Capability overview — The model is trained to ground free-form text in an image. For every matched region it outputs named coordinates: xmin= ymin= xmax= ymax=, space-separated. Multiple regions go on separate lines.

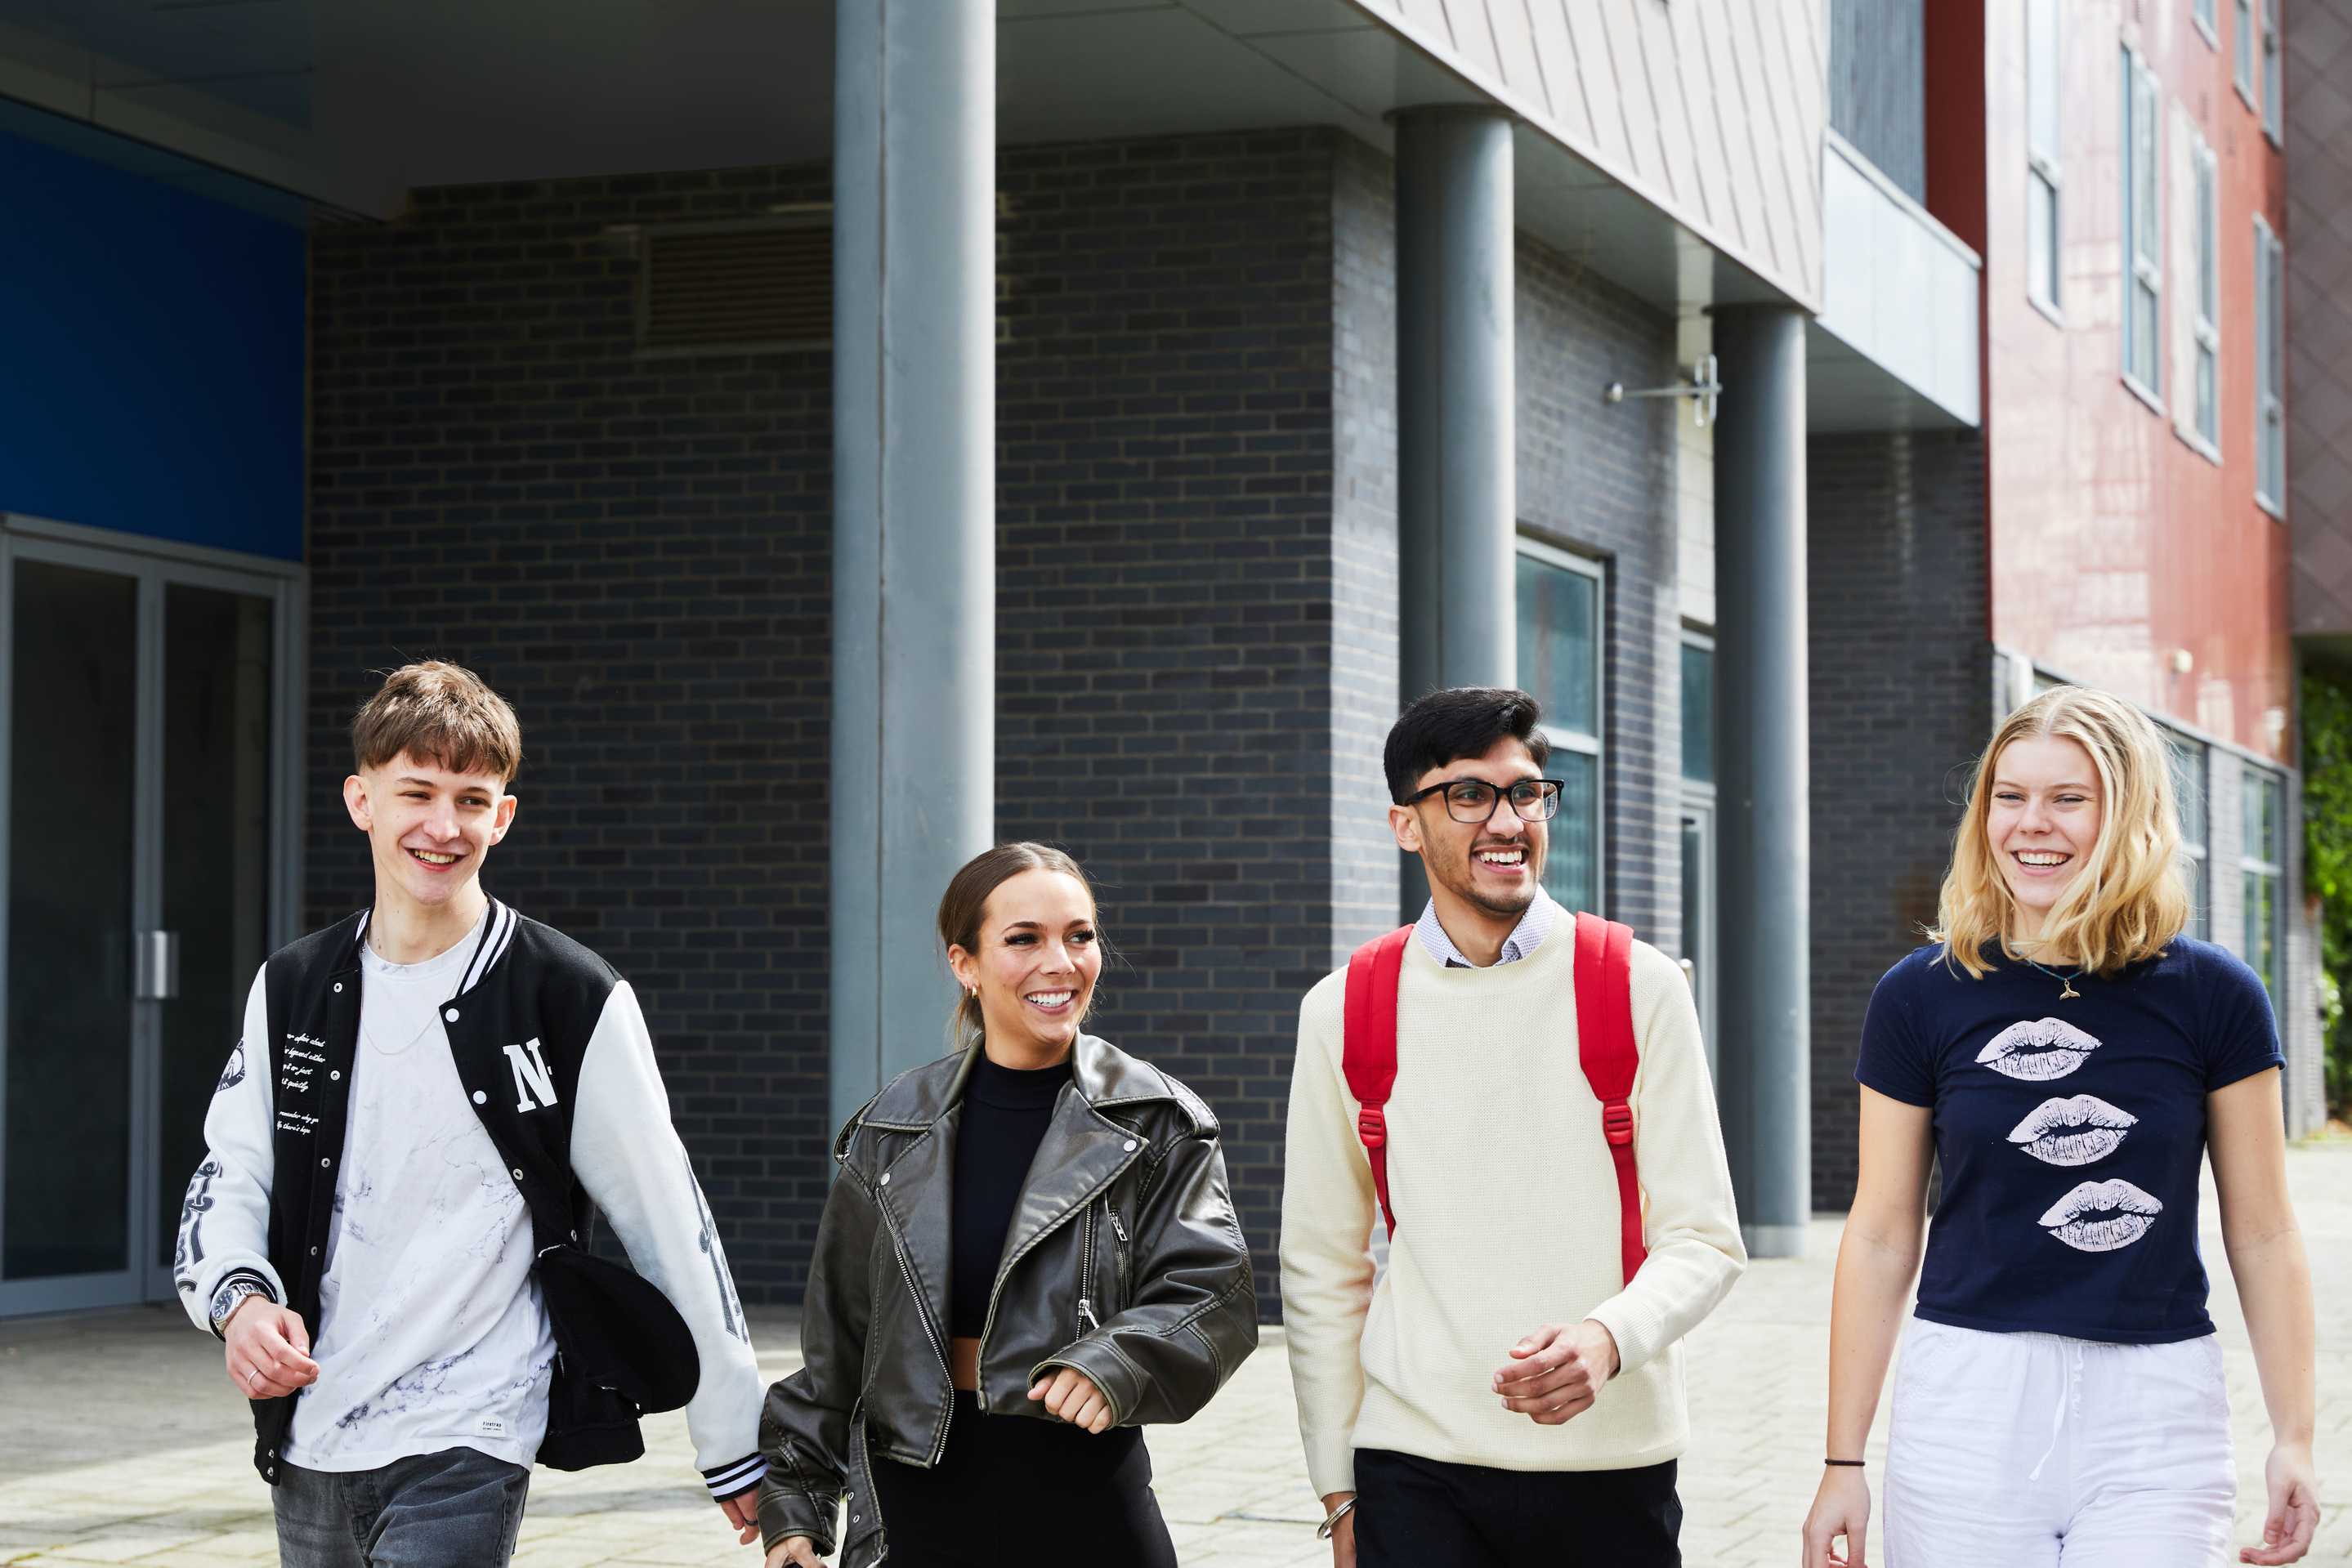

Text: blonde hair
xmin=1932 ymin=685 xmax=2189 ymax=977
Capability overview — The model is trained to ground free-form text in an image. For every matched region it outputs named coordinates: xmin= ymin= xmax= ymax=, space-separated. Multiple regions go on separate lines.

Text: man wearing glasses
xmin=1280 ymin=686 xmax=1746 ymax=1567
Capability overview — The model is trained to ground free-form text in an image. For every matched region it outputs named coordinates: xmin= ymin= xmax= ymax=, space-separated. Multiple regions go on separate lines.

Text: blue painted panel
xmin=0 ymin=124 xmax=304 ymax=561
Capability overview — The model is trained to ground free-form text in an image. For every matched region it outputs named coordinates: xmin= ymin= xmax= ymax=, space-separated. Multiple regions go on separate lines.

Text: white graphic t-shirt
xmin=283 ymin=913 xmax=557 ymax=1471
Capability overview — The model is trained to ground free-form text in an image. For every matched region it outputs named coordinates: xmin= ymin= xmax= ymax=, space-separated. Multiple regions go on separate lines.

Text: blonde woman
xmin=1800 ymin=686 xmax=2318 ymax=1568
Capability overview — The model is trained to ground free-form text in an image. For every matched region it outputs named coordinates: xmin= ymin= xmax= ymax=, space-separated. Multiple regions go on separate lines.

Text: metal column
xmin=1710 ymin=305 xmax=1810 ymax=1258
xmin=830 ymin=0 xmax=995 ymax=1136
xmin=1395 ymin=107 xmax=1516 ymax=920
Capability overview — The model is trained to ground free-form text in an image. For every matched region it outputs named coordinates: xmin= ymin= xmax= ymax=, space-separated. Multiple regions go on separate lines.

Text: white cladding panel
xmin=1349 ymin=0 xmax=1827 ymax=309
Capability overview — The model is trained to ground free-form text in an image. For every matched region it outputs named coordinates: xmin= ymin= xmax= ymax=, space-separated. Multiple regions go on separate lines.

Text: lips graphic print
xmin=1975 ymin=1016 xmax=2101 ymax=1081
xmin=2037 ymin=1177 xmax=2162 ymax=1252
xmin=2006 ymin=1093 xmax=2137 ymax=1166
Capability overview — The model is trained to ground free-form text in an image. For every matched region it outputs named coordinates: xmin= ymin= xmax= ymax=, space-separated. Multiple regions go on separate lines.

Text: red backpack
xmin=1341 ymin=910 xmax=1647 ymax=1283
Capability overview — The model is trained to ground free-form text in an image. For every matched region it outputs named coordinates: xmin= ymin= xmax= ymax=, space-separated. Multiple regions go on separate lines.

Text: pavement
xmin=3 ymin=1141 xmax=2348 ymax=1566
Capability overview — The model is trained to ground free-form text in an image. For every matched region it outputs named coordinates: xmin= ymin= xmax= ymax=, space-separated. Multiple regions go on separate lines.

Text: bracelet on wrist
xmin=1316 ymin=1496 xmax=1359 ymax=1538
xmin=1824 ymin=1458 xmax=1865 ymax=1467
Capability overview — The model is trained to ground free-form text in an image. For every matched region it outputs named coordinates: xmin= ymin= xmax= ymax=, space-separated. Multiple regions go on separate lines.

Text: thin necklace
xmin=2023 ymin=956 xmax=2085 ymax=1000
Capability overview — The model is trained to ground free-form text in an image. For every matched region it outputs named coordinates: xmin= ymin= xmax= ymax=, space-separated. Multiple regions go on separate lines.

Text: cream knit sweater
xmin=1280 ymin=927 xmax=1746 ymax=1495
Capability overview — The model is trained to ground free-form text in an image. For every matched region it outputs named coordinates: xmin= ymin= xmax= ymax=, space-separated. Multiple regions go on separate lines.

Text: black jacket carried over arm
xmin=757 ymin=1034 xmax=1257 ymax=1566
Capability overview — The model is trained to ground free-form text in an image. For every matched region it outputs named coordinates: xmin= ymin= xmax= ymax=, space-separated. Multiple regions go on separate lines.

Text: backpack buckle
xmin=1356 ymin=1106 xmax=1386 ymax=1149
xmin=1601 ymin=1100 xmax=1634 ymax=1147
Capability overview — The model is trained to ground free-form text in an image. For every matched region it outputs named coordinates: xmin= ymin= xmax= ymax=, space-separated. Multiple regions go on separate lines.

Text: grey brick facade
xmin=1805 ymin=427 xmax=1991 ymax=1207
xmin=305 ymin=166 xmax=841 ymax=1302
xmin=1517 ymin=243 xmax=1683 ymax=946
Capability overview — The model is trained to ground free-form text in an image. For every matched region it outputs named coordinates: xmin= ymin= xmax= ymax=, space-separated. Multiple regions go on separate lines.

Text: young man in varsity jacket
xmin=172 ymin=661 xmax=766 ymax=1567
xmin=1280 ymin=686 xmax=1747 ymax=1568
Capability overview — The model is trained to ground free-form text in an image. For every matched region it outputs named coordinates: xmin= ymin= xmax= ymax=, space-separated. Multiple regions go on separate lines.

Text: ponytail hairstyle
xmin=936 ymin=842 xmax=1105 ymax=1046
xmin=1931 ymin=684 xmax=2189 ymax=977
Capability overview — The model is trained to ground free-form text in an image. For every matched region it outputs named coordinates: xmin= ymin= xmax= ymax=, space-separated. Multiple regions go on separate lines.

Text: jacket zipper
xmin=1106 ymin=1202 xmax=1130 ymax=1311
xmin=875 ymin=1189 xmax=955 ymax=1463
xmin=1077 ymin=1203 xmax=1099 ymax=1340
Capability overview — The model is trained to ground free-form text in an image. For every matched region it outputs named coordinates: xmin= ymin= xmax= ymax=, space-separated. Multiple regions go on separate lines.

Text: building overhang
xmin=0 ymin=0 xmax=1818 ymax=321
xmin=1807 ymin=131 xmax=1983 ymax=433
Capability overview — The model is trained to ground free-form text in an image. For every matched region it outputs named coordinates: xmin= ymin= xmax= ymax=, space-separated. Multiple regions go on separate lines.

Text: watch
xmin=208 ymin=1275 xmax=271 ymax=1337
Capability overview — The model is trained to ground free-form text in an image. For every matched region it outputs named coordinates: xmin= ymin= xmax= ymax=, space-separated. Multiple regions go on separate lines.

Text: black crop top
xmin=949 ymin=1052 xmax=1071 ymax=1338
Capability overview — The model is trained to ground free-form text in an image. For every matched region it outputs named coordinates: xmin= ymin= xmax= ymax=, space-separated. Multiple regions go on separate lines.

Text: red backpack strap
xmin=1341 ymin=926 xmax=1414 ymax=1239
xmin=1573 ymin=912 xmax=1646 ymax=1283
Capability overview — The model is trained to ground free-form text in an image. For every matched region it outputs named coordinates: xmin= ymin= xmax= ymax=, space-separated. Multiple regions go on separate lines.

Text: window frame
xmin=2026 ymin=0 xmax=2064 ymax=319
xmin=2167 ymin=730 xmax=2211 ymax=940
xmin=2188 ymin=131 xmax=2221 ymax=458
xmin=2240 ymin=766 xmax=2285 ymax=999
xmin=2261 ymin=0 xmax=2282 ymax=145
xmin=2122 ymin=47 xmax=2165 ymax=409
xmin=2194 ymin=0 xmax=2219 ymax=47
xmin=1515 ymin=534 xmax=1607 ymax=916
xmin=2255 ymin=217 xmax=2287 ymax=519
xmin=2236 ymin=0 xmax=2258 ymax=109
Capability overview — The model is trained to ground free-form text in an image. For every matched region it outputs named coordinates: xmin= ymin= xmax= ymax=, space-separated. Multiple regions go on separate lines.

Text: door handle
xmin=133 ymin=930 xmax=181 ymax=1001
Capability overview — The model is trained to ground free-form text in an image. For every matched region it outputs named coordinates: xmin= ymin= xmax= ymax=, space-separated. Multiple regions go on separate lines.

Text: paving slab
xmin=3 ymin=1145 xmax=2346 ymax=1564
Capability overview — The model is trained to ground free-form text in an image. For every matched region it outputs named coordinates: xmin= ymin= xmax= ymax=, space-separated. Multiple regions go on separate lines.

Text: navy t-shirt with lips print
xmin=1857 ymin=937 xmax=2283 ymax=1344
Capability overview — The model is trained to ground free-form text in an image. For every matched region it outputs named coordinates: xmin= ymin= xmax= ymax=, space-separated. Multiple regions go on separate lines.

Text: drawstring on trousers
xmin=2026 ymin=1341 xmax=2086 ymax=1483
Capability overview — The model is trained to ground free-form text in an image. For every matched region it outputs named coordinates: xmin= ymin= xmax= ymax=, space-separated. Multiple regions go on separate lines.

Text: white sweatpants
xmin=1882 ymin=1317 xmax=2235 ymax=1568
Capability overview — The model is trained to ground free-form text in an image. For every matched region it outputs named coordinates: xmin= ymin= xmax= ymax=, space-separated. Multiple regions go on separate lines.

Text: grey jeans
xmin=273 ymin=1446 xmax=531 ymax=1568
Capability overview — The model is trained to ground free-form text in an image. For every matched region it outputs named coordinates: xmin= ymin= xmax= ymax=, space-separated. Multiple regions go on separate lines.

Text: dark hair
xmin=936 ymin=842 xmax=1103 ymax=1043
xmin=351 ymin=660 xmax=523 ymax=784
xmin=1382 ymin=686 xmax=1549 ymax=803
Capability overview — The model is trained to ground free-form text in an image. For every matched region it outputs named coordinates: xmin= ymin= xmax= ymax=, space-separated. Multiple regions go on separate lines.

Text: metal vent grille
xmin=636 ymin=217 xmax=829 ymax=355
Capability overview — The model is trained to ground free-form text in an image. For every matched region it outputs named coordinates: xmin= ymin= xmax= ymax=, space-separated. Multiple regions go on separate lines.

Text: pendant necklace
xmin=2024 ymin=957 xmax=2085 ymax=1000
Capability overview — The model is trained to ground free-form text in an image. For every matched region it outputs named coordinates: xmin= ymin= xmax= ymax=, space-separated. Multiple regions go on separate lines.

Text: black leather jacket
xmin=757 ymin=1036 xmax=1257 ymax=1564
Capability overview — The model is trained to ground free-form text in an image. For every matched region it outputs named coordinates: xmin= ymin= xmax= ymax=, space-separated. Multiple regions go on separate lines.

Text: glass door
xmin=0 ymin=525 xmax=294 ymax=1315
xmin=150 ymin=583 xmax=279 ymax=1296
xmin=2 ymin=556 xmax=141 ymax=1299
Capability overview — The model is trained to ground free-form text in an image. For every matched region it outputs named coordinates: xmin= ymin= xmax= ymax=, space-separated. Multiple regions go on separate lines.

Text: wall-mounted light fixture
xmin=1606 ymin=354 xmax=1721 ymax=427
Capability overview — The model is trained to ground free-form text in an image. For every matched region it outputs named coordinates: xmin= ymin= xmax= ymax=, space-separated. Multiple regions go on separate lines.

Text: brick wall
xmin=991 ymin=129 xmax=1348 ymax=1317
xmin=1806 ymin=427 xmax=1990 ymax=1206
xmin=306 ymin=167 xmax=842 ymax=1303
xmin=1517 ymin=239 xmax=1684 ymax=945
xmin=1328 ymin=133 xmax=1402 ymax=962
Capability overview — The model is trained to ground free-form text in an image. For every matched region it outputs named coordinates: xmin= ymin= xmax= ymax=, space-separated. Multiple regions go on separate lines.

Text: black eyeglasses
xmin=1400 ymin=777 xmax=1563 ymax=824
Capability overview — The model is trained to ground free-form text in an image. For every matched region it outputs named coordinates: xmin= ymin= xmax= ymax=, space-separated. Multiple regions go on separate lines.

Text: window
xmin=2195 ymin=0 xmax=2218 ymax=43
xmin=1515 ymin=540 xmax=1603 ymax=914
xmin=2262 ymin=0 xmax=2282 ymax=142
xmin=2190 ymin=134 xmax=2220 ymax=451
xmin=2241 ymin=767 xmax=2284 ymax=998
xmin=2169 ymin=734 xmax=2211 ymax=939
xmin=2027 ymin=0 xmax=2063 ymax=314
xmin=1679 ymin=632 xmax=1716 ymax=1067
xmin=2236 ymin=0 xmax=2256 ymax=106
xmin=1679 ymin=637 xmax=1713 ymax=786
xmin=2122 ymin=48 xmax=2162 ymax=401
xmin=2255 ymin=217 xmax=2286 ymax=516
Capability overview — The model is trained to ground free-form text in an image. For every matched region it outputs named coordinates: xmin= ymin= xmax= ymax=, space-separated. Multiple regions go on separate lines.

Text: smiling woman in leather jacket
xmin=757 ymin=842 xmax=1259 ymax=1568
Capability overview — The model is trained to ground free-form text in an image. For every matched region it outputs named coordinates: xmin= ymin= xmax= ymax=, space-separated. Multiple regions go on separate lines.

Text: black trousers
xmin=1354 ymin=1449 xmax=1682 ymax=1568
xmin=869 ymin=1393 xmax=1177 ymax=1566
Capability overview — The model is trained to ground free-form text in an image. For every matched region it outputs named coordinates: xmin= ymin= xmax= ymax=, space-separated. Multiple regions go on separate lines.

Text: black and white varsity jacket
xmin=172 ymin=898 xmax=766 ymax=1500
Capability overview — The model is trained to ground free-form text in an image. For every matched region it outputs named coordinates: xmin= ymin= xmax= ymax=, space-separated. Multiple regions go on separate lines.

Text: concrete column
xmin=1710 ymin=305 xmax=1810 ymax=1258
xmin=1395 ymin=107 xmax=1516 ymax=920
xmin=830 ymin=1 xmax=995 ymax=1135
